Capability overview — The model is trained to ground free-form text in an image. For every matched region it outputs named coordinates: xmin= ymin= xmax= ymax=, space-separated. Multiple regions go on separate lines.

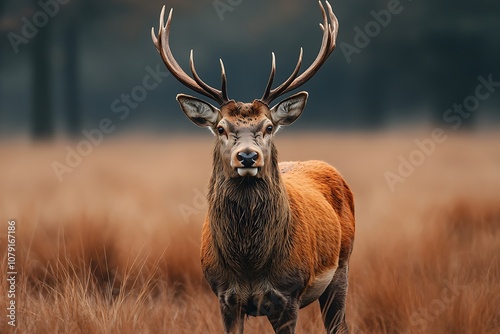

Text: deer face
xmin=177 ymin=92 xmax=308 ymax=178
xmin=152 ymin=1 xmax=337 ymax=177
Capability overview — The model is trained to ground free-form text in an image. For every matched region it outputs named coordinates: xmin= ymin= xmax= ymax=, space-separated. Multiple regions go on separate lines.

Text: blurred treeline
xmin=0 ymin=0 xmax=499 ymax=139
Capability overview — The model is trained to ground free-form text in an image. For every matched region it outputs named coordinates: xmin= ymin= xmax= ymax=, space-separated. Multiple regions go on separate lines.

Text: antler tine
xmin=150 ymin=6 xmax=162 ymax=52
xmin=263 ymin=48 xmax=303 ymax=104
xmin=189 ymin=51 xmax=226 ymax=105
xmin=219 ymin=59 xmax=229 ymax=101
xmin=280 ymin=1 xmax=333 ymax=94
xmin=261 ymin=52 xmax=276 ymax=102
xmin=151 ymin=6 xmax=229 ymax=105
xmin=325 ymin=0 xmax=339 ymax=55
xmin=261 ymin=0 xmax=338 ymax=105
xmin=153 ymin=8 xmax=183 ymax=74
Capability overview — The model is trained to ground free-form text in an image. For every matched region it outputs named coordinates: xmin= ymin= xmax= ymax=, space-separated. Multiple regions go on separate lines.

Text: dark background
xmin=0 ymin=0 xmax=499 ymax=139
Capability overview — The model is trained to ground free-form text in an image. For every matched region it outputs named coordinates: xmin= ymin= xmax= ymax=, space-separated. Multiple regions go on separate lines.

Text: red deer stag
xmin=152 ymin=1 xmax=355 ymax=333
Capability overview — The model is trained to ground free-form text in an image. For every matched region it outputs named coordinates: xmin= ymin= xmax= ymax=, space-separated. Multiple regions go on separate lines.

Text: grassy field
xmin=0 ymin=132 xmax=499 ymax=333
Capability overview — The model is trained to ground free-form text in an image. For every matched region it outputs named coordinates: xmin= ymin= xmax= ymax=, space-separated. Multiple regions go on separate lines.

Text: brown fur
xmin=198 ymin=100 xmax=355 ymax=333
xmin=201 ymin=157 xmax=355 ymax=291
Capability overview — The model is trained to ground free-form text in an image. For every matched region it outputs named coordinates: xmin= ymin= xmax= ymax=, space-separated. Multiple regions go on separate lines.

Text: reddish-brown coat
xmin=200 ymin=159 xmax=355 ymax=296
xmin=281 ymin=161 xmax=355 ymax=286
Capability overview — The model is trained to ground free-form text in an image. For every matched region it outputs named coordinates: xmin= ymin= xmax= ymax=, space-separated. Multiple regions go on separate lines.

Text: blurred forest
xmin=0 ymin=0 xmax=499 ymax=139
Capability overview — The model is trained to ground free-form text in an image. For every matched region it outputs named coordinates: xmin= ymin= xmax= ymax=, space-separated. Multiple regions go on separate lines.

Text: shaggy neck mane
xmin=207 ymin=141 xmax=292 ymax=275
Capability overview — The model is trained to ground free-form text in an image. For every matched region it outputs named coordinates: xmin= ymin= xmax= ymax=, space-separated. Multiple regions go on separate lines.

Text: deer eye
xmin=217 ymin=126 xmax=225 ymax=135
xmin=266 ymin=125 xmax=273 ymax=134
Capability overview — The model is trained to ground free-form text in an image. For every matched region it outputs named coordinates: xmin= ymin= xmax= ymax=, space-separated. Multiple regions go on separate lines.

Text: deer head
xmin=152 ymin=1 xmax=338 ymax=179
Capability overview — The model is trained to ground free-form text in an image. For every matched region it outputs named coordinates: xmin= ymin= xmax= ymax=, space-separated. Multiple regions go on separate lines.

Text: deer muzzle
xmin=232 ymin=149 xmax=263 ymax=177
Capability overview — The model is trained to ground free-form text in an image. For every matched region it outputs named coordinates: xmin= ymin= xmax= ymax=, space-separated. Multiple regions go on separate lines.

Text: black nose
xmin=237 ymin=151 xmax=258 ymax=167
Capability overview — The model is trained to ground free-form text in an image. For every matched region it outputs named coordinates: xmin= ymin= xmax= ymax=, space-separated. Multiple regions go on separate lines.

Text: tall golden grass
xmin=1 ymin=132 xmax=499 ymax=333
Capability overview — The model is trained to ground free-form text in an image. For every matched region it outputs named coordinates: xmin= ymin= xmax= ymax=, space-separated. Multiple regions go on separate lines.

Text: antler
xmin=261 ymin=1 xmax=338 ymax=105
xmin=151 ymin=7 xmax=229 ymax=105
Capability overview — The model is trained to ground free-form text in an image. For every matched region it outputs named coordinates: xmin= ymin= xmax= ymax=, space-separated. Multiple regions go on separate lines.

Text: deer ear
xmin=177 ymin=94 xmax=220 ymax=128
xmin=270 ymin=91 xmax=308 ymax=126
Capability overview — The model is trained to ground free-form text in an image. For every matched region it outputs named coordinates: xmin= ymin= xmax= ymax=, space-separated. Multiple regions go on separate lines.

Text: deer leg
xmin=319 ymin=263 xmax=349 ymax=334
xmin=266 ymin=298 xmax=299 ymax=334
xmin=219 ymin=293 xmax=245 ymax=334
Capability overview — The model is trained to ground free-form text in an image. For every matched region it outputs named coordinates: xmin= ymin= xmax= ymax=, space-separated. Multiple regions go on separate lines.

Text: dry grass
xmin=0 ymin=131 xmax=499 ymax=333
